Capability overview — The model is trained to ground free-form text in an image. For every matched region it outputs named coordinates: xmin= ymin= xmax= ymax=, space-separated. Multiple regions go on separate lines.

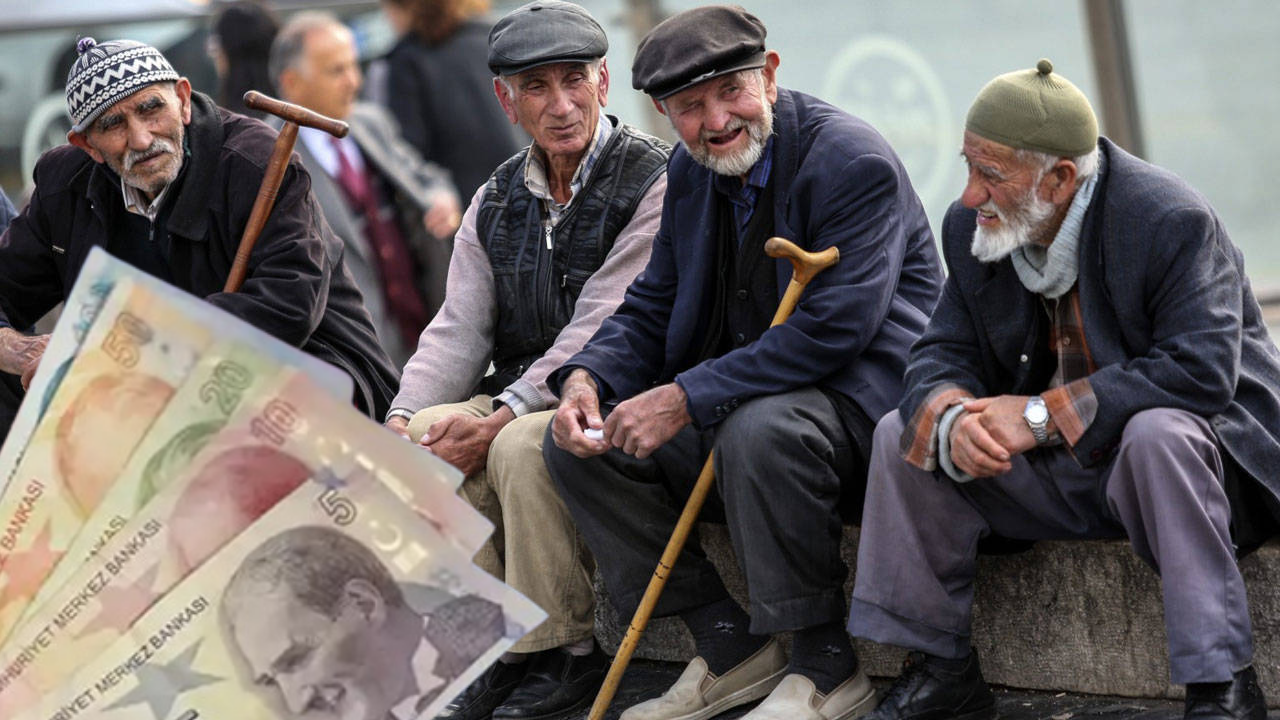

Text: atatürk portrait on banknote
xmin=221 ymin=525 xmax=506 ymax=720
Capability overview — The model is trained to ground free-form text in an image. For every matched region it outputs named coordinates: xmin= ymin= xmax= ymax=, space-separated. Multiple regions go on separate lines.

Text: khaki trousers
xmin=409 ymin=396 xmax=595 ymax=653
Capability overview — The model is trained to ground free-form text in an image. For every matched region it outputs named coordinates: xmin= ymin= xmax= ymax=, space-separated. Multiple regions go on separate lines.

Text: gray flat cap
xmin=632 ymin=5 xmax=766 ymax=100
xmin=488 ymin=1 xmax=608 ymax=76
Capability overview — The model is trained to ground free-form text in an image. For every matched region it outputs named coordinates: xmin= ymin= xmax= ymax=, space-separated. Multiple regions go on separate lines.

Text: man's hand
xmin=949 ymin=395 xmax=1049 ymax=477
xmin=0 ymin=329 xmax=49 ymax=391
xmin=422 ymin=192 xmax=462 ymax=239
xmin=420 ymin=405 xmax=515 ymax=477
xmin=604 ymin=382 xmax=691 ymax=460
xmin=551 ymin=369 xmax=609 ymax=458
xmin=385 ymin=415 xmax=411 ymax=440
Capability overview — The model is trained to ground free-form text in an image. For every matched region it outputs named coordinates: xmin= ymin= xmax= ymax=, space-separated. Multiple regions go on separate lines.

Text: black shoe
xmin=437 ymin=659 xmax=529 ymax=720
xmin=1185 ymin=666 xmax=1267 ymax=720
xmin=492 ymin=644 xmax=609 ymax=720
xmin=866 ymin=650 xmax=997 ymax=720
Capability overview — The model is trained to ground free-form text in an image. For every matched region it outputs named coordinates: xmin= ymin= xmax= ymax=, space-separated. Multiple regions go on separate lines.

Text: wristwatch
xmin=1023 ymin=396 xmax=1050 ymax=445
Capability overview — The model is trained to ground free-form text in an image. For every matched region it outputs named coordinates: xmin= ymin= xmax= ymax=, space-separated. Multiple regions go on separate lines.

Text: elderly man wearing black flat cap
xmin=383 ymin=2 xmax=671 ymax=719
xmin=545 ymin=5 xmax=942 ymax=719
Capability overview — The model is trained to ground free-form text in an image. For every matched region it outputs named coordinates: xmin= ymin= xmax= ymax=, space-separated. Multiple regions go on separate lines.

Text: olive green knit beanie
xmin=966 ymin=58 xmax=1098 ymax=157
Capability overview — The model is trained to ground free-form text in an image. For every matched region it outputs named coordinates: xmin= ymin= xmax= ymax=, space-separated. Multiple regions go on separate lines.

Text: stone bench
xmin=593 ymin=526 xmax=1280 ymax=707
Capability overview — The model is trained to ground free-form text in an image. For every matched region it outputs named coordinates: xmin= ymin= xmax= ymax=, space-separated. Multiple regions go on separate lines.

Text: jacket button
xmin=734 ymin=332 xmax=746 ymax=345
xmin=736 ymin=289 xmax=748 ymax=301
xmin=1019 ymin=354 xmax=1029 ymax=363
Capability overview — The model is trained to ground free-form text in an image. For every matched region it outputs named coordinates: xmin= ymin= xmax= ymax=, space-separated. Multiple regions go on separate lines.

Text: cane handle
xmin=764 ymin=237 xmax=840 ymax=285
xmin=243 ymin=91 xmax=349 ymax=138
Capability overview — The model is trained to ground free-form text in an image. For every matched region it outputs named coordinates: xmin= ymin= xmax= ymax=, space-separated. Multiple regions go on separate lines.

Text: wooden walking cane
xmin=588 ymin=236 xmax=841 ymax=720
xmin=222 ymin=90 xmax=349 ymax=293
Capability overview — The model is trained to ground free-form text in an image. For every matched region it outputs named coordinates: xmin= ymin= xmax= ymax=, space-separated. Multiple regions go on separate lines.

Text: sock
xmin=680 ymin=597 xmax=768 ymax=675
xmin=789 ymin=620 xmax=858 ymax=694
xmin=564 ymin=637 xmax=595 ymax=657
xmin=500 ymin=651 xmax=529 ymax=664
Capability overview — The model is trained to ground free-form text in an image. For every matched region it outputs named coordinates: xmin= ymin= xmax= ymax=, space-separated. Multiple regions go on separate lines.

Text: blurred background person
xmin=207 ymin=0 xmax=281 ymax=120
xmin=271 ymin=12 xmax=462 ymax=366
xmin=376 ymin=0 xmax=522 ymax=201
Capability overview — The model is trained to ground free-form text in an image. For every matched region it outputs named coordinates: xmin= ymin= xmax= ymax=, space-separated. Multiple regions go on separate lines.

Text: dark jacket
xmin=382 ymin=20 xmax=522 ymax=200
xmin=553 ymin=88 xmax=942 ymax=428
xmin=0 ymin=92 xmax=399 ymax=418
xmin=904 ymin=138 xmax=1280 ymax=526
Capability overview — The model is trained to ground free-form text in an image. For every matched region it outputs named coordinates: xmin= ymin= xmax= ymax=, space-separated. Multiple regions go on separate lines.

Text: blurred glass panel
xmin=1126 ymin=0 xmax=1280 ymax=290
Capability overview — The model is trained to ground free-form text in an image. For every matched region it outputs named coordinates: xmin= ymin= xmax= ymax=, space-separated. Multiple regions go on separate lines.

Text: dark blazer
xmin=0 ymin=93 xmax=399 ymax=418
xmin=553 ymin=88 xmax=942 ymax=428
xmin=904 ymin=138 xmax=1280 ymax=520
xmin=288 ymin=102 xmax=455 ymax=365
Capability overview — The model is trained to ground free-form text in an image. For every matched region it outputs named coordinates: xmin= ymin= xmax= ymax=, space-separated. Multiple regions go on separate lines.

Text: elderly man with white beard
xmin=848 ymin=60 xmax=1280 ymax=720
xmin=544 ymin=6 xmax=942 ymax=719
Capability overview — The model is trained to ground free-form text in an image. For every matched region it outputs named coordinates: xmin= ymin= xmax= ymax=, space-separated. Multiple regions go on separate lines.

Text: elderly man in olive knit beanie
xmin=848 ymin=59 xmax=1280 ymax=720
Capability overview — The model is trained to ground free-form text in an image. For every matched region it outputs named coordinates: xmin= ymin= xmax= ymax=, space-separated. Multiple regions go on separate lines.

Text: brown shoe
xmin=620 ymin=639 xmax=788 ymax=720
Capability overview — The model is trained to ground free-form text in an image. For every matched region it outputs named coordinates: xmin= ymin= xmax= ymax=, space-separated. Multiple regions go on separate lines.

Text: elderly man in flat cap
xmin=849 ymin=60 xmax=1279 ymax=720
xmin=0 ymin=38 xmax=398 ymax=434
xmin=546 ymin=5 xmax=942 ymax=719
xmin=382 ymin=2 xmax=670 ymax=718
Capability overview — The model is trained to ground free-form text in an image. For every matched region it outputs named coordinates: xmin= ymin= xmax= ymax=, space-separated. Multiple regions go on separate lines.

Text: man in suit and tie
xmin=270 ymin=12 xmax=461 ymax=365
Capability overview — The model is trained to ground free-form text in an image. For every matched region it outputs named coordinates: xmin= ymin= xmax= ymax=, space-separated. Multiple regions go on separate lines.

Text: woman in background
xmin=378 ymin=0 xmax=522 ymax=200
xmin=208 ymin=0 xmax=281 ymax=119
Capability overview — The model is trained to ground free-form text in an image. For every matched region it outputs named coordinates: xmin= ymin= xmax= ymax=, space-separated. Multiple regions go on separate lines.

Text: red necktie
xmin=330 ymin=136 xmax=431 ymax=349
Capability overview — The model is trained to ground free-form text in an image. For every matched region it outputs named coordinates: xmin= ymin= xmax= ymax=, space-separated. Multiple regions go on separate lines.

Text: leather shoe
xmin=492 ymin=644 xmax=608 ymax=719
xmin=1184 ymin=666 xmax=1267 ymax=720
xmin=742 ymin=671 xmax=877 ymax=720
xmin=437 ymin=659 xmax=528 ymax=719
xmin=620 ymin=638 xmax=788 ymax=720
xmin=865 ymin=651 xmax=996 ymax=720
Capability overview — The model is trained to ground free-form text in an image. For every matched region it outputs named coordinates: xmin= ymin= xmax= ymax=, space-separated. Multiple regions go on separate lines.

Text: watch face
xmin=1026 ymin=402 xmax=1049 ymax=424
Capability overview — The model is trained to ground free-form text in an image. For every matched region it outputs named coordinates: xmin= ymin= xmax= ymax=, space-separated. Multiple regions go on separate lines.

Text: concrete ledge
xmin=593 ymin=526 xmax=1280 ymax=707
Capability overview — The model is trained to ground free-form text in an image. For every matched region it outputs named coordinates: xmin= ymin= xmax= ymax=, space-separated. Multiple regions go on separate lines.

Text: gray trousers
xmin=847 ymin=407 xmax=1253 ymax=684
xmin=545 ymin=387 xmax=859 ymax=635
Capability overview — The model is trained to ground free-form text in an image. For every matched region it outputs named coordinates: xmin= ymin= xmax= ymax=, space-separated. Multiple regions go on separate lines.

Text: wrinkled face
xmin=496 ymin=60 xmax=608 ymax=165
xmin=283 ymin=24 xmax=362 ymax=121
xmin=70 ymin=80 xmax=192 ymax=200
xmin=960 ymin=131 xmax=1058 ymax=263
xmin=228 ymin=582 xmax=403 ymax=720
xmin=660 ymin=54 xmax=779 ymax=178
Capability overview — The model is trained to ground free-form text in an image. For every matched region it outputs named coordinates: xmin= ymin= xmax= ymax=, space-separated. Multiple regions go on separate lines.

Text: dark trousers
xmin=0 ymin=373 xmax=22 ymax=446
xmin=848 ymin=408 xmax=1252 ymax=684
xmin=544 ymin=387 xmax=863 ymax=635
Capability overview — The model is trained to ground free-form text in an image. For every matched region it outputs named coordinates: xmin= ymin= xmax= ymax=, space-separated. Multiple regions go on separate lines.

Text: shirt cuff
xmin=385 ymin=408 xmax=417 ymax=424
xmin=936 ymin=404 xmax=976 ymax=483
xmin=492 ymin=390 xmax=532 ymax=418
xmin=1042 ymin=378 xmax=1097 ymax=447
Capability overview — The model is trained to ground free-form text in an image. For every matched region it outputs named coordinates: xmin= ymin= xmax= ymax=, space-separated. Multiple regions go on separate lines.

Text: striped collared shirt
xmin=523 ymin=112 xmax=613 ymax=226
xmin=712 ymin=135 xmax=775 ymax=241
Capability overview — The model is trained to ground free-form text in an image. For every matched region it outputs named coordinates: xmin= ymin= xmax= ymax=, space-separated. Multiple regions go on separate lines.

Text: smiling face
xmin=68 ymin=79 xmax=193 ymax=202
xmin=229 ymin=580 xmax=407 ymax=720
xmin=960 ymin=130 xmax=1067 ymax=263
xmin=659 ymin=52 xmax=779 ymax=178
xmin=494 ymin=60 xmax=608 ymax=167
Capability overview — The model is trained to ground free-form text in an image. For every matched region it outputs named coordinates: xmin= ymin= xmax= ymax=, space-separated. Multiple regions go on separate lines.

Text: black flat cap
xmin=632 ymin=5 xmax=767 ymax=100
xmin=488 ymin=1 xmax=608 ymax=76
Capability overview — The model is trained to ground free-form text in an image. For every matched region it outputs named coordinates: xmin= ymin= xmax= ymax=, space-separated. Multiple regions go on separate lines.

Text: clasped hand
xmin=551 ymin=369 xmax=691 ymax=459
xmin=0 ymin=329 xmax=49 ymax=391
xmin=948 ymin=395 xmax=1041 ymax=478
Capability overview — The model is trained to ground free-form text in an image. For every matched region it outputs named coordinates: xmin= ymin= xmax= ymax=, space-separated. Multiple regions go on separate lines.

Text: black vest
xmin=476 ymin=119 xmax=669 ymax=389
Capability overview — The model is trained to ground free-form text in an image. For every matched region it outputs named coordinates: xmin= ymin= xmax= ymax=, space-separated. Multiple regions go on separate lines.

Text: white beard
xmin=970 ymin=191 xmax=1056 ymax=263
xmin=682 ymin=93 xmax=774 ymax=177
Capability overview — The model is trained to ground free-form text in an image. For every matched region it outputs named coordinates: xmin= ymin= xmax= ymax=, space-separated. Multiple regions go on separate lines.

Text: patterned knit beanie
xmin=65 ymin=37 xmax=180 ymax=133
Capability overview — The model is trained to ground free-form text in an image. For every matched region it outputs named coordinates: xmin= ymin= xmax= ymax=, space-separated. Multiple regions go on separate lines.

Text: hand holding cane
xmin=222 ymin=91 xmax=349 ymax=293
xmin=588 ymin=237 xmax=840 ymax=720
